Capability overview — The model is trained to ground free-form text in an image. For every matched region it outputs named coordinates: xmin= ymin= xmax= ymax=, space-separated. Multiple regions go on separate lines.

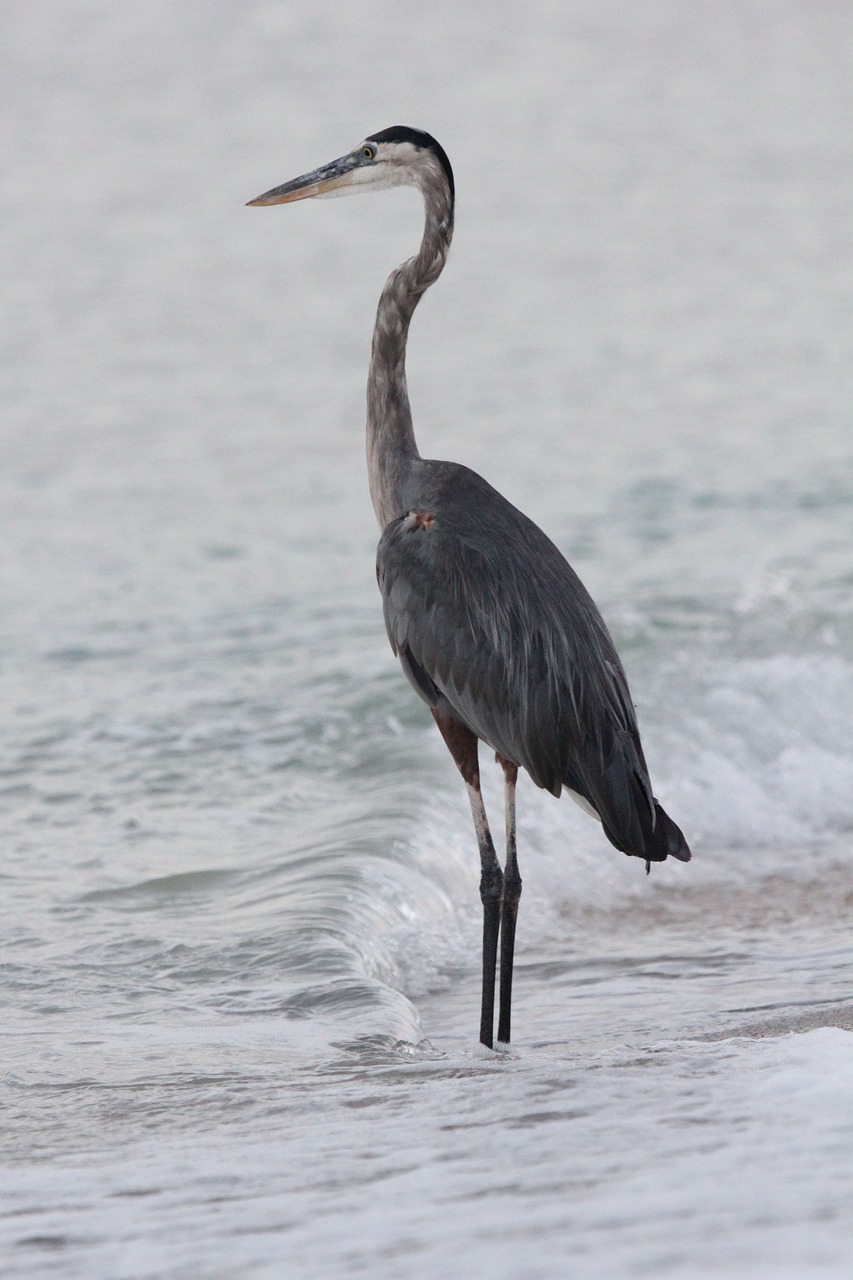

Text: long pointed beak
xmin=246 ymin=154 xmax=358 ymax=206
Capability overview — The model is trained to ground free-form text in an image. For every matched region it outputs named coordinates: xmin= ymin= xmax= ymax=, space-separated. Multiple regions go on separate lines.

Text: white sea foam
xmin=674 ymin=653 xmax=853 ymax=848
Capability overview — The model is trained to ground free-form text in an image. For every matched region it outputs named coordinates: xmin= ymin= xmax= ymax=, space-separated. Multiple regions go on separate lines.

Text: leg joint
xmin=479 ymin=862 xmax=504 ymax=905
xmin=503 ymin=867 xmax=522 ymax=906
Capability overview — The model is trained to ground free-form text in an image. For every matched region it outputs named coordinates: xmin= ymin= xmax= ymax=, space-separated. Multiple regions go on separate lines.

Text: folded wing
xmin=376 ymin=475 xmax=690 ymax=866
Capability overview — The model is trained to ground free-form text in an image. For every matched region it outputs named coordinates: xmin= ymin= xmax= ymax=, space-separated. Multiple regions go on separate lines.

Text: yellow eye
xmin=362 ymin=146 xmax=375 ymax=160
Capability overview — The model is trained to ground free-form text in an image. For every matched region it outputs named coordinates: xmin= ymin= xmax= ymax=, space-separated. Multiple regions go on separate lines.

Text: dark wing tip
xmin=653 ymin=802 xmax=691 ymax=863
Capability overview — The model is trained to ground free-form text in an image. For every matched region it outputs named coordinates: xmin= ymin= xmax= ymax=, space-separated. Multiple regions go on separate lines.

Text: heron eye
xmin=362 ymin=146 xmax=375 ymax=160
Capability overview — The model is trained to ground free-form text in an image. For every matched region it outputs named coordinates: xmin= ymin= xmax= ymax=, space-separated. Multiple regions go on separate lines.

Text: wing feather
xmin=376 ymin=468 xmax=689 ymax=864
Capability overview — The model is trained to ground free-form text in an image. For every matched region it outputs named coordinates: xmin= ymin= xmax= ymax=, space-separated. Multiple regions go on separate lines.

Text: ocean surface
xmin=2 ymin=1 xmax=852 ymax=1276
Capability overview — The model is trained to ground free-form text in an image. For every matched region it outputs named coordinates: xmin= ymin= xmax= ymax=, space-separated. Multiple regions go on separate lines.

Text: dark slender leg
xmin=467 ymin=782 xmax=503 ymax=1049
xmin=497 ymin=759 xmax=522 ymax=1045
xmin=431 ymin=707 xmax=503 ymax=1049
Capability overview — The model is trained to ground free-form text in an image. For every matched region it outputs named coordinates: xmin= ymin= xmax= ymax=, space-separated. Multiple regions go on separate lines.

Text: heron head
xmin=247 ymin=126 xmax=454 ymax=208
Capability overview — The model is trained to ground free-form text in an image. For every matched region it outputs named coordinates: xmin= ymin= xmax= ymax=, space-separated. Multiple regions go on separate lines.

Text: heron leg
xmin=466 ymin=782 xmax=503 ymax=1050
xmin=432 ymin=707 xmax=503 ymax=1049
xmin=496 ymin=757 xmax=521 ymax=1045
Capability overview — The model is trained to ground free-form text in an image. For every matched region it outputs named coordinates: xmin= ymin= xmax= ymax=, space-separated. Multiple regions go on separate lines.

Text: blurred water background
xmin=2 ymin=1 xmax=852 ymax=1276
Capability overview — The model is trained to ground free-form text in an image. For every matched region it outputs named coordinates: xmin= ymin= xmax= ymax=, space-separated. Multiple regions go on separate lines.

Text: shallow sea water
xmin=2 ymin=1 xmax=853 ymax=1276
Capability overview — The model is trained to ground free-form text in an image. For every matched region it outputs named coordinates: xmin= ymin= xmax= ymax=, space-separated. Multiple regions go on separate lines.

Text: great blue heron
xmin=248 ymin=126 xmax=691 ymax=1049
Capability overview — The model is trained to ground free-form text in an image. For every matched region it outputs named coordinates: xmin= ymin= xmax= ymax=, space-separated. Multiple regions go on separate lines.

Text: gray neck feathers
xmin=366 ymin=166 xmax=454 ymax=528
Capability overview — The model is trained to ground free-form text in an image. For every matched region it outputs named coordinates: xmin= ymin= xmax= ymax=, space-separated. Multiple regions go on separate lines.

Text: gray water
xmin=2 ymin=2 xmax=853 ymax=1277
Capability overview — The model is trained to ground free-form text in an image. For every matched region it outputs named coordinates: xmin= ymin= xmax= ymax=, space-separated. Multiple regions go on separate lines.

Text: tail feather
xmin=645 ymin=800 xmax=691 ymax=866
xmin=566 ymin=735 xmax=691 ymax=870
xmin=595 ymin=769 xmax=691 ymax=868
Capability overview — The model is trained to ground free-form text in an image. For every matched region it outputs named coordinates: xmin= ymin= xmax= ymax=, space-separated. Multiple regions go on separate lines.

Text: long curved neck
xmin=367 ymin=175 xmax=454 ymax=528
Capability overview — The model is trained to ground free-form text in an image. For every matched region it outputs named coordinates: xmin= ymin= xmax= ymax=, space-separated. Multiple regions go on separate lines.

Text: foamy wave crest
xmin=660 ymin=651 xmax=853 ymax=850
xmin=379 ymin=645 xmax=853 ymax=970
